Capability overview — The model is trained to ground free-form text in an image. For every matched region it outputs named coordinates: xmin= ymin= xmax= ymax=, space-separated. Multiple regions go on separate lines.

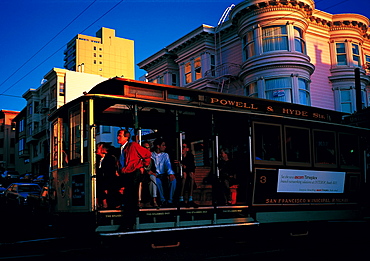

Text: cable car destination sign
xmin=206 ymin=96 xmax=345 ymax=123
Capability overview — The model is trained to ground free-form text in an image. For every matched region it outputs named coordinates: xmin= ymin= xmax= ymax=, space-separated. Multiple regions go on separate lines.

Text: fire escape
xmin=204 ymin=63 xmax=242 ymax=93
xmin=204 ymin=4 xmax=243 ymax=94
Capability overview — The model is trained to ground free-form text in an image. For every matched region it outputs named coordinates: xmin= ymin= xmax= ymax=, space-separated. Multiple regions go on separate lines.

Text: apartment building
xmin=64 ymin=27 xmax=135 ymax=79
xmin=138 ymin=0 xmax=370 ymax=114
xmin=0 ymin=110 xmax=18 ymax=173
xmin=18 ymin=68 xmax=107 ymax=176
xmin=12 ymin=108 xmax=32 ymax=176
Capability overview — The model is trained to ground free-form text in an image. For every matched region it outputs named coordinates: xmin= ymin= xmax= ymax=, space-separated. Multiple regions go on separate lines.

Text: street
xmin=0 ymin=210 xmax=369 ymax=261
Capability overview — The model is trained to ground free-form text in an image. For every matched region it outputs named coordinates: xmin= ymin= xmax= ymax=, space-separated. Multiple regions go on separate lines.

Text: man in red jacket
xmin=117 ymin=129 xmax=151 ymax=231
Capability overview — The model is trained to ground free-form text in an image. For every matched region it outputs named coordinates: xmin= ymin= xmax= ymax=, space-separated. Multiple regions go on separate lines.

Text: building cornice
xmin=230 ymin=0 xmax=315 ymax=25
xmin=308 ymin=13 xmax=369 ymax=36
xmin=138 ymin=25 xmax=214 ymax=70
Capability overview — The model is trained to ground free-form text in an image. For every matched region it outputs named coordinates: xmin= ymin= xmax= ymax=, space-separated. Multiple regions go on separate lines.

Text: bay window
xmin=249 ymin=76 xmax=310 ymax=105
xmin=243 ymin=24 xmax=306 ymax=61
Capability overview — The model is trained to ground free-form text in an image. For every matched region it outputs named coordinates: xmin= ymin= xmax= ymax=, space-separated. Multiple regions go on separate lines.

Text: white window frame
xmin=249 ymin=76 xmax=310 ymax=105
xmin=243 ymin=24 xmax=306 ymax=61
xmin=333 ymin=41 xmax=362 ymax=67
xmin=183 ymin=56 xmax=202 ymax=85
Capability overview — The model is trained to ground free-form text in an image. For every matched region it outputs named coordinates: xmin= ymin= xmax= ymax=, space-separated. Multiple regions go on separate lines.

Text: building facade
xmin=12 ymin=108 xmax=32 ymax=176
xmin=10 ymin=27 xmax=136 ymax=176
xmin=64 ymin=27 xmax=135 ymax=79
xmin=0 ymin=110 xmax=18 ymax=172
xmin=18 ymin=68 xmax=107 ymax=176
xmin=138 ymin=0 xmax=370 ymax=114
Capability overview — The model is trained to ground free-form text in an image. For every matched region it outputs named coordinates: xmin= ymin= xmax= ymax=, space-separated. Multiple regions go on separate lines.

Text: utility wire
xmin=0 ymin=0 xmax=97 ymax=94
xmin=0 ymin=0 xmax=353 ymax=99
xmin=0 ymin=0 xmax=124 ymax=97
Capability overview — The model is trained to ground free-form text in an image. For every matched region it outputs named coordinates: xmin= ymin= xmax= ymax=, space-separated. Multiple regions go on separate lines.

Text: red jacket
xmin=120 ymin=142 xmax=151 ymax=174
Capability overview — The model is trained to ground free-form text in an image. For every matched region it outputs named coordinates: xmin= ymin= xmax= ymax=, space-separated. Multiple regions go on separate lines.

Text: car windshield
xmin=18 ymin=186 xmax=40 ymax=193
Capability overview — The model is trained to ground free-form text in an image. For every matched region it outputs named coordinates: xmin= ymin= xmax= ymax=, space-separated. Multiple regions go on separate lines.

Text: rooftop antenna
xmin=214 ymin=4 xmax=235 ymax=92
xmin=215 ymin=4 xmax=235 ymax=67
xmin=218 ymin=4 xmax=235 ymax=26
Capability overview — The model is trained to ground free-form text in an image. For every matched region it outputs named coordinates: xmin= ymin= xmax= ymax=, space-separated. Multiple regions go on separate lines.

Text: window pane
xmin=339 ymin=133 xmax=359 ymax=168
xmin=52 ymin=121 xmax=58 ymax=169
xmin=194 ymin=57 xmax=201 ymax=68
xmin=352 ymin=43 xmax=360 ymax=66
xmin=185 ymin=62 xmax=192 ymax=84
xmin=194 ymin=57 xmax=202 ymax=80
xmin=341 ymin=90 xmax=351 ymax=101
xmin=70 ymin=107 xmax=81 ymax=163
xmin=314 ymin=130 xmax=336 ymax=166
xmin=337 ymin=55 xmax=347 ymax=65
xmin=341 ymin=103 xmax=352 ymax=113
xmin=262 ymin=26 xmax=288 ymax=52
xmin=265 ymin=78 xmax=292 ymax=102
xmin=254 ymin=123 xmax=282 ymax=162
xmin=243 ymin=31 xmax=255 ymax=59
xmin=336 ymin=43 xmax=347 ymax=65
xmin=336 ymin=43 xmax=346 ymax=53
xmin=298 ymin=78 xmax=310 ymax=105
xmin=353 ymin=55 xmax=360 ymax=67
xmin=340 ymin=90 xmax=352 ymax=113
xmin=246 ymin=82 xmax=258 ymax=97
xmin=366 ymin=55 xmax=370 ymax=63
xmin=294 ymin=27 xmax=305 ymax=54
xmin=285 ymin=127 xmax=310 ymax=164
xmin=352 ymin=43 xmax=359 ymax=55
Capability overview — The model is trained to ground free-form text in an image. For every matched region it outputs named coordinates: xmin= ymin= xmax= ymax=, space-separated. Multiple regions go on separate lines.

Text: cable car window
xmin=69 ymin=106 xmax=81 ymax=165
xmin=313 ymin=130 xmax=336 ymax=166
xmin=285 ymin=126 xmax=311 ymax=165
xmin=128 ymin=86 xmax=163 ymax=98
xmin=51 ymin=120 xmax=59 ymax=170
xmin=339 ymin=133 xmax=360 ymax=169
xmin=254 ymin=123 xmax=282 ymax=163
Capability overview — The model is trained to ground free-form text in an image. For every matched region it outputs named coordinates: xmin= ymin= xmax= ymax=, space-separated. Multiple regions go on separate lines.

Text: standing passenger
xmin=117 ymin=129 xmax=151 ymax=231
xmin=151 ymin=138 xmax=176 ymax=207
xmin=177 ymin=141 xmax=198 ymax=207
xmin=142 ymin=141 xmax=159 ymax=208
xmin=95 ymin=142 xmax=119 ymax=209
xmin=218 ymin=148 xmax=236 ymax=205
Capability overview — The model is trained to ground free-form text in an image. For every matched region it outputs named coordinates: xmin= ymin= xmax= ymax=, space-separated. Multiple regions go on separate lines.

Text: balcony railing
xmin=204 ymin=63 xmax=241 ymax=80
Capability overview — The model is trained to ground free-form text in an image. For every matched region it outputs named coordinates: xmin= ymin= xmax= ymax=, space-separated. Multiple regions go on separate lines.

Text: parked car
xmin=27 ymin=184 xmax=50 ymax=210
xmin=0 ymin=185 xmax=6 ymax=203
xmin=3 ymin=183 xmax=41 ymax=206
xmin=2 ymin=170 xmax=20 ymax=179
xmin=1 ymin=171 xmax=20 ymax=188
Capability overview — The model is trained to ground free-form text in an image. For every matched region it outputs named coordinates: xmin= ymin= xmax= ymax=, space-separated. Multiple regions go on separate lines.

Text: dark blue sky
xmin=0 ymin=0 xmax=369 ymax=111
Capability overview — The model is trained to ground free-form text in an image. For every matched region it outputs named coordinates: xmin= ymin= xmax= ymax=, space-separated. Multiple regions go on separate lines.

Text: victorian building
xmin=138 ymin=0 xmax=370 ymax=114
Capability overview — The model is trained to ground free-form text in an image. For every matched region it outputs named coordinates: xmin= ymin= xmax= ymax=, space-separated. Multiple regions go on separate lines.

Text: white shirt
xmin=151 ymin=151 xmax=175 ymax=175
